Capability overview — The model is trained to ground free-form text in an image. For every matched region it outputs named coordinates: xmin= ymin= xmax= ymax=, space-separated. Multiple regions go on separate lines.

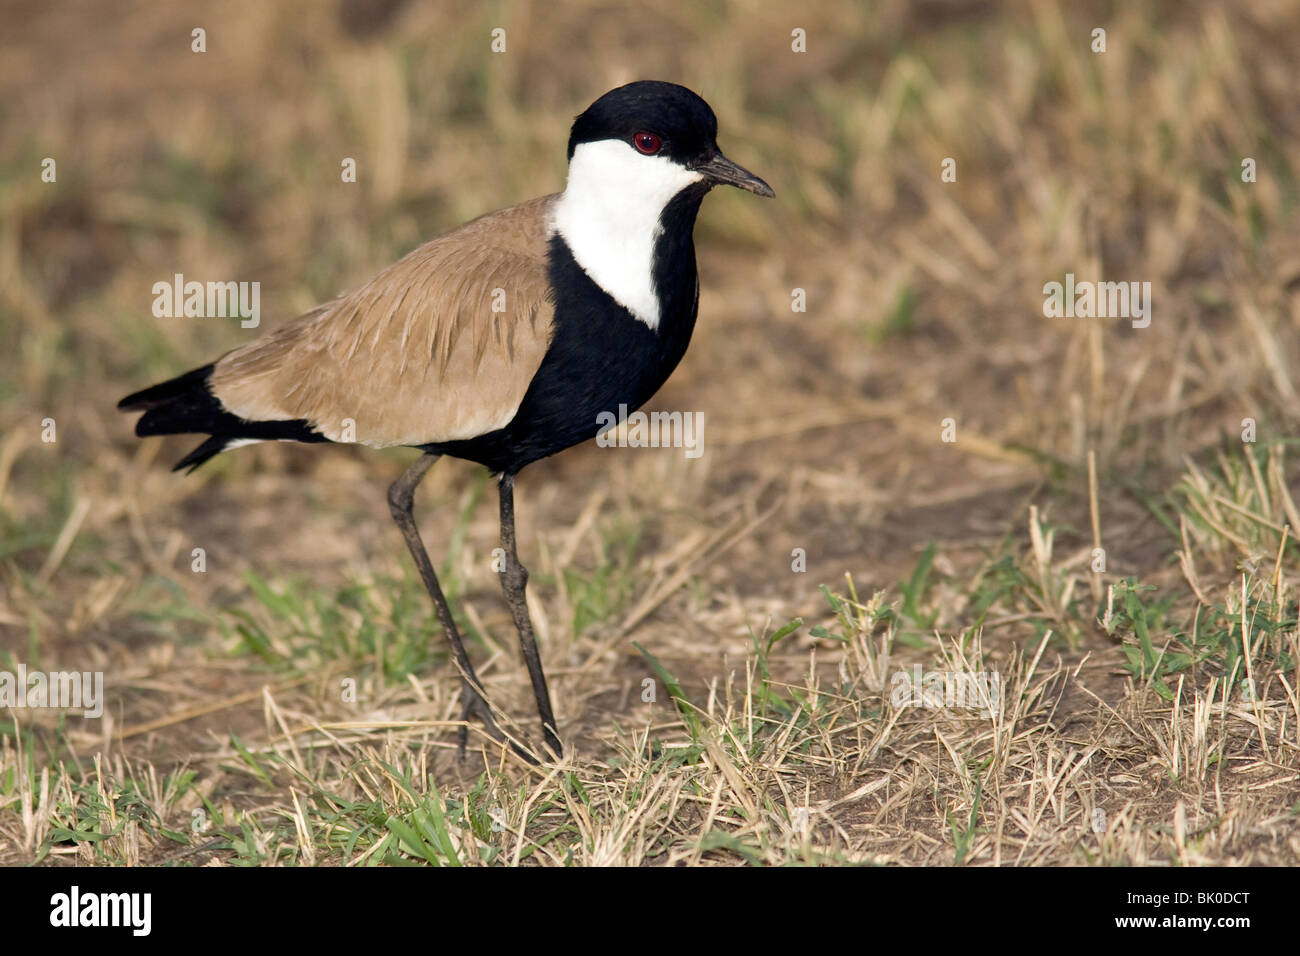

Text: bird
xmin=118 ymin=80 xmax=774 ymax=761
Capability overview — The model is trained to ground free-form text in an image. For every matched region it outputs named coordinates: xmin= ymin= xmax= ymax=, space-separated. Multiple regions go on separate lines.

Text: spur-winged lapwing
xmin=119 ymin=80 xmax=774 ymax=760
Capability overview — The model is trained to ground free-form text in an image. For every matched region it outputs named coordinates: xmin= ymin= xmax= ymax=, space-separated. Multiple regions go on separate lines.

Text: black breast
xmin=424 ymin=187 xmax=708 ymax=474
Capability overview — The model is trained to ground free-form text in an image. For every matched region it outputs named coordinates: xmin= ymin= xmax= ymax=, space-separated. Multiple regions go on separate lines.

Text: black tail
xmin=118 ymin=364 xmax=328 ymax=472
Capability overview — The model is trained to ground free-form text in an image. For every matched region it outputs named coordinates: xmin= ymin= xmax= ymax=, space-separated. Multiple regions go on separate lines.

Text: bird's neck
xmin=552 ymin=141 xmax=706 ymax=333
xmin=648 ymin=188 xmax=705 ymax=354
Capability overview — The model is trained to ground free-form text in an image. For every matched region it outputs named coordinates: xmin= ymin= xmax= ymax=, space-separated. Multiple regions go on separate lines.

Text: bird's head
xmin=554 ymin=81 xmax=773 ymax=330
xmin=564 ymin=81 xmax=774 ymax=207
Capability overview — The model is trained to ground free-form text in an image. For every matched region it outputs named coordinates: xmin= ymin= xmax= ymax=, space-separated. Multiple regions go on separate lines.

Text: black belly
xmin=423 ymin=230 xmax=701 ymax=474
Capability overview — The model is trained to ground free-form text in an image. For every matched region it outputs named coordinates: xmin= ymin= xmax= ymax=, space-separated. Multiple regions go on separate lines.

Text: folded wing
xmin=210 ymin=195 xmax=558 ymax=448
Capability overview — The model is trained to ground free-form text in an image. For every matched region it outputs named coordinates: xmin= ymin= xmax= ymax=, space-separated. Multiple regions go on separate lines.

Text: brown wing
xmin=210 ymin=195 xmax=558 ymax=447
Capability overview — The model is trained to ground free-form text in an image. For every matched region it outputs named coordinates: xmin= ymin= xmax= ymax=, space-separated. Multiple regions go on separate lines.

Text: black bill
xmin=694 ymin=151 xmax=775 ymax=198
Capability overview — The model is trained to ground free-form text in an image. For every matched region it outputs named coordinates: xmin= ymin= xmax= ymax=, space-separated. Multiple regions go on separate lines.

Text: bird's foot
xmin=456 ymin=678 xmax=540 ymax=765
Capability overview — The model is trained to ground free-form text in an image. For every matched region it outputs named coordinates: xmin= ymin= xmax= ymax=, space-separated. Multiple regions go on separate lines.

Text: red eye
xmin=632 ymin=131 xmax=662 ymax=155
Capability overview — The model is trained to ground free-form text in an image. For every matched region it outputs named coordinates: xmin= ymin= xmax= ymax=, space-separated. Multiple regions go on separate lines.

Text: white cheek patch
xmin=551 ymin=140 xmax=704 ymax=331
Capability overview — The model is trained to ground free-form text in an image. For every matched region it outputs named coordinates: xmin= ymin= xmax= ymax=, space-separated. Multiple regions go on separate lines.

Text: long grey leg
xmin=387 ymin=453 xmax=510 ymax=759
xmin=497 ymin=472 xmax=562 ymax=757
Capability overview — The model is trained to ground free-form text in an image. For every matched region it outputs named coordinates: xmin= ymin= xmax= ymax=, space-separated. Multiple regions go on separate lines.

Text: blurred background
xmin=2 ymin=0 xmax=1299 ymax=865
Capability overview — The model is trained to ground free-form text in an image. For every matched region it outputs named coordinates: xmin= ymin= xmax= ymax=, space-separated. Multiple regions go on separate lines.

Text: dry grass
xmin=1 ymin=0 xmax=1299 ymax=865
